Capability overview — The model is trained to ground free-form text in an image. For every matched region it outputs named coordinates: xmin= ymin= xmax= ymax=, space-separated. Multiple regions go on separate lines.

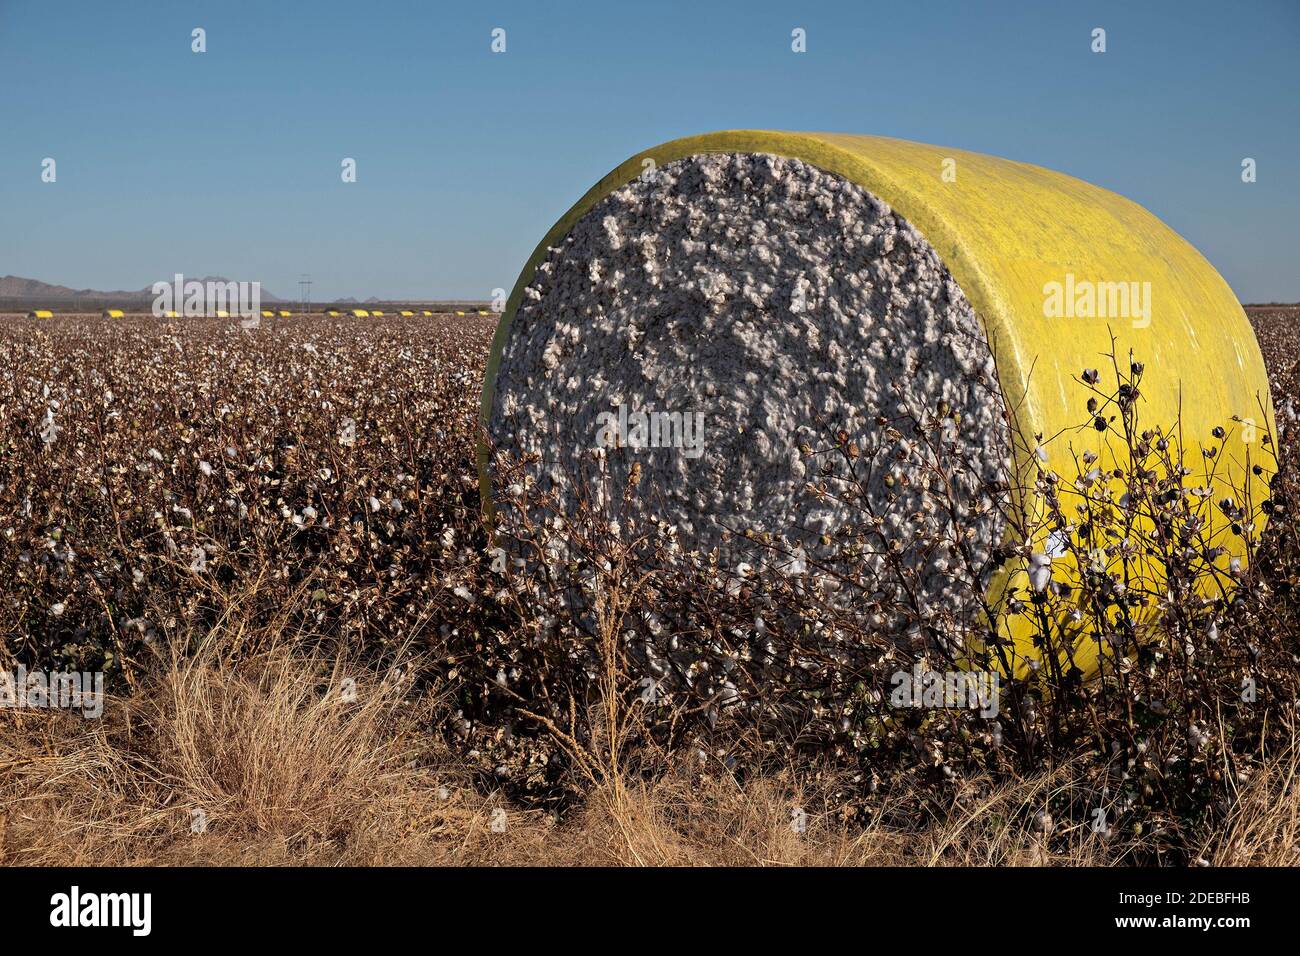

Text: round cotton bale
xmin=102 ymin=309 xmax=125 ymax=319
xmin=27 ymin=310 xmax=53 ymax=319
xmin=480 ymin=131 xmax=1275 ymax=674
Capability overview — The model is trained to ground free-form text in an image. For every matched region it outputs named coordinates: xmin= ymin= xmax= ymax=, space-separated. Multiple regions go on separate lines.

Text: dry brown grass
xmin=1199 ymin=734 xmax=1300 ymax=867
xmin=5 ymin=633 xmax=1291 ymax=867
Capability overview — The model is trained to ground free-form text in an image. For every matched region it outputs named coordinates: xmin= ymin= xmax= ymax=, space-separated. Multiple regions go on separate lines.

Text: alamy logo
xmin=889 ymin=664 xmax=1000 ymax=718
xmin=1042 ymin=273 xmax=1151 ymax=328
xmin=0 ymin=666 xmax=103 ymax=718
xmin=50 ymin=886 xmax=151 ymax=936
xmin=594 ymin=403 xmax=704 ymax=459
xmin=151 ymin=273 xmax=261 ymax=319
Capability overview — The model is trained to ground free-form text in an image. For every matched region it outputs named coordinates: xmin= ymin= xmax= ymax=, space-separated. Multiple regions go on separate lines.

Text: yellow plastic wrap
xmin=480 ymin=131 xmax=1275 ymax=676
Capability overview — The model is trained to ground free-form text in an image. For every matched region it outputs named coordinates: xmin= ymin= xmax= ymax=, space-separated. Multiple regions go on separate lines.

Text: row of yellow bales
xmin=24 ymin=309 xmax=252 ymax=319
xmin=26 ymin=309 xmax=494 ymax=319
xmin=333 ymin=309 xmax=493 ymax=318
xmin=24 ymin=309 xmax=249 ymax=318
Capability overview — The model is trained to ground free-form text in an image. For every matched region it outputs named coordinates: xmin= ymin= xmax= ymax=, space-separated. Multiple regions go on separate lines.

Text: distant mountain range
xmin=0 ymin=275 xmax=492 ymax=310
xmin=0 ymin=275 xmax=285 ymax=302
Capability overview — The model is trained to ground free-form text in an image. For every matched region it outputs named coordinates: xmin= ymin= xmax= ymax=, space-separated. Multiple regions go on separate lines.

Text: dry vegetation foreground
xmin=3 ymin=308 xmax=1300 ymax=866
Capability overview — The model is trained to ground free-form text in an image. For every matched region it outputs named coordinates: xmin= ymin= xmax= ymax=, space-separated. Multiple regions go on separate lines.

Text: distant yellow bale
xmin=326 ymin=309 xmax=340 ymax=316
xmin=351 ymin=309 xmax=369 ymax=318
xmin=372 ymin=310 xmax=385 ymax=316
xmin=215 ymin=310 xmax=229 ymax=318
xmin=478 ymin=310 xmax=489 ymax=315
xmin=27 ymin=310 xmax=54 ymax=319
xmin=278 ymin=310 xmax=292 ymax=318
xmin=455 ymin=310 xmax=466 ymax=316
xmin=421 ymin=310 xmax=433 ymax=316
xmin=261 ymin=310 xmax=275 ymax=318
xmin=102 ymin=309 xmax=125 ymax=318
xmin=400 ymin=310 xmax=415 ymax=316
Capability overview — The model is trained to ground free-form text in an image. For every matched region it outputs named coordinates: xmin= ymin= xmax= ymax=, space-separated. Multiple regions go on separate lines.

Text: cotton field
xmin=3 ymin=307 xmax=1300 ymax=867
xmin=0 ymin=314 xmax=497 ymax=676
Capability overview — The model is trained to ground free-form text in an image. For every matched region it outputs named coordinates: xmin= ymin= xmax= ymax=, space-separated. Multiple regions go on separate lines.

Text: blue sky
xmin=1 ymin=0 xmax=1297 ymax=301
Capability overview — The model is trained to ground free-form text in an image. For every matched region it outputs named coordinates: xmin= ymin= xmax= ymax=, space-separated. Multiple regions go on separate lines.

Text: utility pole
xmin=299 ymin=274 xmax=312 ymax=315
